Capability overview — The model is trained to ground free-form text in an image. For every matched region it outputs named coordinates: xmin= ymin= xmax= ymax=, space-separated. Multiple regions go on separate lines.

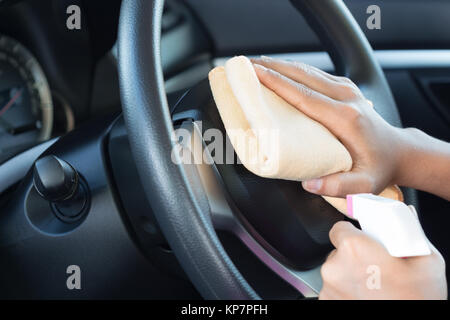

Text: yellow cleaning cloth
xmin=208 ymin=56 xmax=403 ymax=216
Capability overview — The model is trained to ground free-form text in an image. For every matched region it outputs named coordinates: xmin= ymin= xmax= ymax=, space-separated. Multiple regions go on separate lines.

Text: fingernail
xmin=261 ymin=55 xmax=272 ymax=61
xmin=302 ymin=179 xmax=323 ymax=193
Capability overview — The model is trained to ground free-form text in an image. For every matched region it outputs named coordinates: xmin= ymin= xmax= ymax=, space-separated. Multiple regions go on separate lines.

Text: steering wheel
xmin=117 ymin=0 xmax=414 ymax=299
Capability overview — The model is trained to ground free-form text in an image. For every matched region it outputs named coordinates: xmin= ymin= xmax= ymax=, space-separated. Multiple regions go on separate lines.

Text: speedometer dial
xmin=0 ymin=35 xmax=53 ymax=161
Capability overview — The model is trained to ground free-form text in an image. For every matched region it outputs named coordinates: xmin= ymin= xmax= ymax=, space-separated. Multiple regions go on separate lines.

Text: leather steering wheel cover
xmin=117 ymin=0 xmax=416 ymax=299
xmin=117 ymin=0 xmax=258 ymax=299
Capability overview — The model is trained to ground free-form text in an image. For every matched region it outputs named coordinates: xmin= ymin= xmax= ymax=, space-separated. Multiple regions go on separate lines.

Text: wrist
xmin=392 ymin=127 xmax=423 ymax=187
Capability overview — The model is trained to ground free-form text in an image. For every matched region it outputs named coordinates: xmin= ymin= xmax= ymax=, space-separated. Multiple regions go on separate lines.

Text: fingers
xmin=302 ymin=171 xmax=375 ymax=198
xmin=253 ymin=64 xmax=344 ymax=130
xmin=252 ymin=56 xmax=360 ymax=101
xmin=326 ymin=248 xmax=337 ymax=261
xmin=253 ymin=56 xmax=338 ymax=81
xmin=328 ymin=221 xmax=364 ymax=249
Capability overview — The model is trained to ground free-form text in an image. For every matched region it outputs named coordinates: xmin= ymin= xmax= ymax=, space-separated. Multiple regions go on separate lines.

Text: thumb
xmin=301 ymin=171 xmax=374 ymax=198
xmin=329 ymin=221 xmax=364 ymax=249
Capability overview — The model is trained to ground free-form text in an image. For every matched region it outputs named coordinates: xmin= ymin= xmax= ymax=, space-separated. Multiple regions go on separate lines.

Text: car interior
xmin=0 ymin=0 xmax=449 ymax=299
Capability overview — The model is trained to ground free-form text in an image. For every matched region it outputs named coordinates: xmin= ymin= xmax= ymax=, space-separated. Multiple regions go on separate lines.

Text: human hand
xmin=251 ymin=56 xmax=407 ymax=198
xmin=319 ymin=221 xmax=447 ymax=300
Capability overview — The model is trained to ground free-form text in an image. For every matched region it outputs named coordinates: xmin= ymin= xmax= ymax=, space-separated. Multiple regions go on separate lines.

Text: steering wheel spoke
xmin=178 ymin=120 xmax=322 ymax=298
xmin=176 ymin=121 xmax=236 ymax=228
xmin=232 ymin=220 xmax=322 ymax=298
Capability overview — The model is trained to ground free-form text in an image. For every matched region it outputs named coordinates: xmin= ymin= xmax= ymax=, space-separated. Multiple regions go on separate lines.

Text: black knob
xmin=33 ymin=155 xmax=79 ymax=202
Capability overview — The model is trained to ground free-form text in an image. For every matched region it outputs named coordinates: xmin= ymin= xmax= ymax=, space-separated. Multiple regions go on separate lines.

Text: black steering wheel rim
xmin=117 ymin=0 xmax=414 ymax=299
